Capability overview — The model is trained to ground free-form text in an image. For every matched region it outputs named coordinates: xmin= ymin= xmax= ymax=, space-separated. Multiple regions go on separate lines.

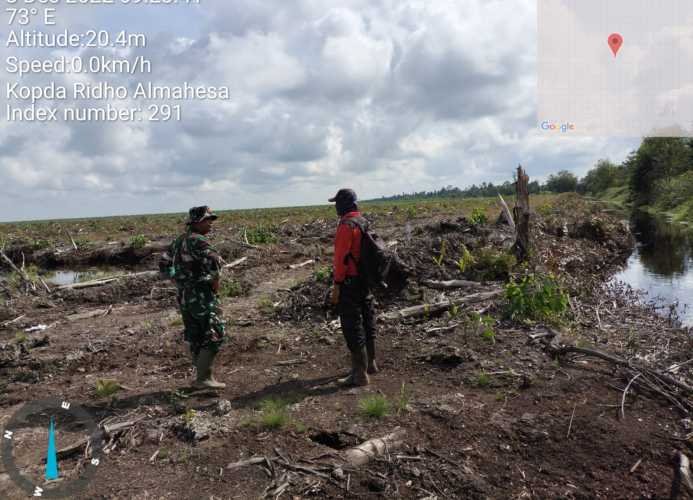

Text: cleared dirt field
xmin=1 ymin=194 xmax=691 ymax=499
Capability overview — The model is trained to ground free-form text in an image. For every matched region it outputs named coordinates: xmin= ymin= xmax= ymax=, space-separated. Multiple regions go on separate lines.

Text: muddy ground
xmin=1 ymin=195 xmax=692 ymax=499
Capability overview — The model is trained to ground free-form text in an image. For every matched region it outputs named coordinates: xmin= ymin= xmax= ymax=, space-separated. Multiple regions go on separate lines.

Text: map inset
xmin=538 ymin=0 xmax=693 ymax=137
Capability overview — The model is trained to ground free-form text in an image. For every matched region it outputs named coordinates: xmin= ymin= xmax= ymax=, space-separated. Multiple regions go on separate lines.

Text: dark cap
xmin=328 ymin=188 xmax=357 ymax=204
xmin=186 ymin=206 xmax=218 ymax=225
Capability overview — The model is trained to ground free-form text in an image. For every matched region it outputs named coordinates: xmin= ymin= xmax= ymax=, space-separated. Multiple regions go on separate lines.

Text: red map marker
xmin=608 ymin=33 xmax=623 ymax=57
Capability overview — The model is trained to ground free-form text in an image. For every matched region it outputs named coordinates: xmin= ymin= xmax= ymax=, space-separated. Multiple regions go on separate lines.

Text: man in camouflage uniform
xmin=160 ymin=206 xmax=227 ymax=389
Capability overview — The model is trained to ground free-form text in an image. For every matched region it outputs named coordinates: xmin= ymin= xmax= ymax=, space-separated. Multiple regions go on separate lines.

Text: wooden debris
xmin=512 ymin=165 xmax=531 ymax=262
xmin=227 ymin=456 xmax=266 ymax=470
xmin=103 ymin=418 xmax=144 ymax=436
xmin=1 ymin=315 xmax=26 ymax=327
xmin=671 ymin=452 xmax=693 ymax=499
xmin=343 ymin=427 xmax=406 ymax=466
xmin=289 ymin=259 xmax=314 ymax=270
xmin=379 ymin=289 xmax=502 ymax=321
xmin=67 ymin=309 xmax=109 ymax=322
xmin=57 ymin=271 xmax=158 ymax=291
xmin=630 ymin=458 xmax=643 ymax=474
xmin=223 ymin=257 xmax=248 ymax=269
xmin=421 ymin=279 xmax=482 ymax=290
xmin=497 ymin=193 xmax=516 ymax=230
xmin=275 ymin=358 xmax=308 ymax=366
xmin=0 ymin=249 xmax=35 ymax=291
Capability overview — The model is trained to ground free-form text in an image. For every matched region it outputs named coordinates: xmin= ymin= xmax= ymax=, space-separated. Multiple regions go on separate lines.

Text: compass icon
xmin=1 ymin=399 xmax=104 ymax=498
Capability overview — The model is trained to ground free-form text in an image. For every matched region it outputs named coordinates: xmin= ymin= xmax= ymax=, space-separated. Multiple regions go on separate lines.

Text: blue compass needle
xmin=46 ymin=416 xmax=59 ymax=481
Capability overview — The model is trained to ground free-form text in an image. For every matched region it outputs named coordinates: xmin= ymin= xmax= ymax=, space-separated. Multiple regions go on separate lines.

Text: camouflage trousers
xmin=176 ymin=284 xmax=226 ymax=355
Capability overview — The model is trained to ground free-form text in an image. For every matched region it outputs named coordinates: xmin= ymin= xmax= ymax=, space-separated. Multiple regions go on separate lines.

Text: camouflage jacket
xmin=159 ymin=230 xmax=222 ymax=288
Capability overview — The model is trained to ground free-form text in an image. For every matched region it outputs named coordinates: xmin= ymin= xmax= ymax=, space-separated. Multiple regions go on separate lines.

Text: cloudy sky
xmin=0 ymin=0 xmax=640 ymax=222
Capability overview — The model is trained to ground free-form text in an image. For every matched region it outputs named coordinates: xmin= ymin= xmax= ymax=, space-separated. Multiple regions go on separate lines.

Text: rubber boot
xmin=338 ymin=350 xmax=357 ymax=386
xmin=194 ymin=348 xmax=226 ymax=389
xmin=352 ymin=346 xmax=370 ymax=387
xmin=366 ymin=337 xmax=379 ymax=374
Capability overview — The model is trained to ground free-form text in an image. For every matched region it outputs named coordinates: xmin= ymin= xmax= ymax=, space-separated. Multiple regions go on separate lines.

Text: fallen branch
xmin=342 ymin=428 xmax=406 ymax=466
xmin=227 ymin=456 xmax=267 ymax=470
xmin=620 ymin=373 xmax=642 ymax=420
xmin=379 ymin=289 xmax=502 ymax=321
xmin=1 ymin=315 xmax=26 ymax=327
xmin=497 ymin=193 xmax=516 ymax=230
xmin=289 ymin=259 xmax=314 ymax=270
xmin=671 ymin=451 xmax=693 ymax=499
xmin=421 ymin=279 xmax=482 ymax=290
xmin=102 ymin=418 xmax=144 ymax=436
xmin=223 ymin=257 xmax=248 ymax=269
xmin=0 ymin=250 xmax=35 ymax=291
xmin=57 ymin=271 xmax=158 ymax=291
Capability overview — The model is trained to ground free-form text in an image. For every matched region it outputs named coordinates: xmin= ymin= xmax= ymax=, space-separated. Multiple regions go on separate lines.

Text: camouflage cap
xmin=186 ymin=206 xmax=218 ymax=225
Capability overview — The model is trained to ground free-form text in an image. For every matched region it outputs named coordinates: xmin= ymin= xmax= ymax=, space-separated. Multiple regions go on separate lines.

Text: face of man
xmin=192 ymin=219 xmax=213 ymax=234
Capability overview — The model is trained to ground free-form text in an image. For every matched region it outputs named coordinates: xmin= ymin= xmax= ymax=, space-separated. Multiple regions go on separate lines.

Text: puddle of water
xmin=42 ymin=268 xmax=124 ymax=286
xmin=612 ymin=211 xmax=693 ymax=327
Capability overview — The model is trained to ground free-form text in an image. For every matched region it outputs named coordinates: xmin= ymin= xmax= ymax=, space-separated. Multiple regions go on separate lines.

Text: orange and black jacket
xmin=333 ymin=211 xmax=363 ymax=284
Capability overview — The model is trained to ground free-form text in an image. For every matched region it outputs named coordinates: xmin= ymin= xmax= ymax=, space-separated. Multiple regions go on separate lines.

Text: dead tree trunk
xmin=512 ymin=165 xmax=531 ymax=262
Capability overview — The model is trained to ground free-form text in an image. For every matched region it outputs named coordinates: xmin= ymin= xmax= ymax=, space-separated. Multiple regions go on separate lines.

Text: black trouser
xmin=338 ymin=277 xmax=376 ymax=352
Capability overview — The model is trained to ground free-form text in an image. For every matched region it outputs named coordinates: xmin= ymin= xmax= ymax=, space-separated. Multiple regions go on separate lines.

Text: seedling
xmin=395 ymin=383 xmax=411 ymax=415
xmin=432 ymin=240 xmax=447 ymax=267
xmin=473 ymin=372 xmax=491 ymax=387
xmin=95 ymin=379 xmax=121 ymax=398
xmin=129 ymin=234 xmax=148 ymax=249
xmin=358 ymin=394 xmax=390 ymax=418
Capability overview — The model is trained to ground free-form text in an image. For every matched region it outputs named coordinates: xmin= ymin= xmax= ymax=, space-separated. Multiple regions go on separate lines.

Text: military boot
xmin=366 ymin=337 xmax=379 ymax=374
xmin=352 ymin=346 xmax=370 ymax=387
xmin=338 ymin=349 xmax=357 ymax=386
xmin=194 ymin=348 xmax=226 ymax=389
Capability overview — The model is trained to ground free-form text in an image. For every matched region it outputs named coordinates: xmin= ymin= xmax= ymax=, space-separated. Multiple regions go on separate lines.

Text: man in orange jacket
xmin=329 ymin=188 xmax=378 ymax=386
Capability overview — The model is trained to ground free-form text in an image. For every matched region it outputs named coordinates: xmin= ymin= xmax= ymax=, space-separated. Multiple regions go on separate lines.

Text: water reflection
xmin=613 ymin=211 xmax=693 ymax=326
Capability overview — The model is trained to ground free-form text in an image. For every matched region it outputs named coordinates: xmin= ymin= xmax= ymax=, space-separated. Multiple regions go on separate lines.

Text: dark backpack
xmin=342 ymin=216 xmax=394 ymax=290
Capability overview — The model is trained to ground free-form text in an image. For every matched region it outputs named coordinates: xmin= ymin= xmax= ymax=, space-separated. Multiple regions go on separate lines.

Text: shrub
xmin=258 ymin=398 xmax=290 ymax=430
xmin=358 ymin=394 xmax=390 ymax=418
xmin=505 ymin=273 xmax=569 ymax=324
xmin=470 ymin=207 xmax=488 ymax=225
xmin=314 ymin=266 xmax=332 ymax=283
xmin=129 ymin=234 xmax=148 ymax=249
xmin=244 ymin=225 xmax=278 ymax=245
xmin=473 ymin=372 xmax=491 ymax=387
xmin=468 ymin=248 xmax=516 ymax=281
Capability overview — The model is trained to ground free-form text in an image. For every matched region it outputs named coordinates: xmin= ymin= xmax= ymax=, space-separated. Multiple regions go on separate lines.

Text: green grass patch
xmin=472 ymin=372 xmax=491 ymax=387
xmin=95 ymin=379 xmax=121 ymax=398
xmin=358 ymin=394 xmax=390 ymax=418
xmin=220 ymin=279 xmax=244 ymax=298
xmin=244 ymin=225 xmax=279 ymax=245
xmin=129 ymin=234 xmax=148 ymax=249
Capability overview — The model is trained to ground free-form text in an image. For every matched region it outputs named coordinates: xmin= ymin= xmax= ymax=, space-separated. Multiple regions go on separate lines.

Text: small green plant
xmin=314 ymin=266 xmax=332 ymax=283
xmin=456 ymin=245 xmax=475 ymax=273
xmin=129 ymin=234 xmax=148 ymax=249
xmin=395 ymin=383 xmax=411 ymax=415
xmin=142 ymin=320 xmax=154 ymax=332
xmin=505 ymin=273 xmax=569 ymax=324
xmin=448 ymin=303 xmax=462 ymax=319
xmin=182 ymin=409 xmax=196 ymax=425
xmin=406 ymin=206 xmax=418 ymax=218
xmin=244 ymin=225 xmax=278 ymax=245
xmin=358 ymin=394 xmax=390 ymax=418
xmin=169 ymin=317 xmax=183 ymax=327
xmin=432 ymin=240 xmax=447 ymax=267
xmin=14 ymin=331 xmax=27 ymax=344
xmin=258 ymin=398 xmax=290 ymax=430
xmin=257 ymin=295 xmax=275 ymax=314
xmin=32 ymin=239 xmax=51 ymax=250
xmin=95 ymin=379 xmax=121 ymax=398
xmin=470 ymin=248 xmax=516 ymax=281
xmin=423 ymin=303 xmax=431 ymax=320
xmin=220 ymin=279 xmax=243 ymax=298
xmin=473 ymin=372 xmax=491 ymax=387
xmin=470 ymin=207 xmax=488 ymax=225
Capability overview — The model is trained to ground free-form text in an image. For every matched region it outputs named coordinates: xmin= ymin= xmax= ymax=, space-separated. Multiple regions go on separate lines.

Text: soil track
xmin=1 ymin=195 xmax=691 ymax=499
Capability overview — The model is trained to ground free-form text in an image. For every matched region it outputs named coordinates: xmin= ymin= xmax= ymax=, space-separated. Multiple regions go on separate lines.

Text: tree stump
xmin=512 ymin=165 xmax=531 ymax=262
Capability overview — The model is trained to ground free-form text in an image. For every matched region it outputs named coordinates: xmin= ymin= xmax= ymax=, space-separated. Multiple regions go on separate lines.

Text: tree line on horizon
xmin=377 ymin=138 xmax=693 ymax=219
